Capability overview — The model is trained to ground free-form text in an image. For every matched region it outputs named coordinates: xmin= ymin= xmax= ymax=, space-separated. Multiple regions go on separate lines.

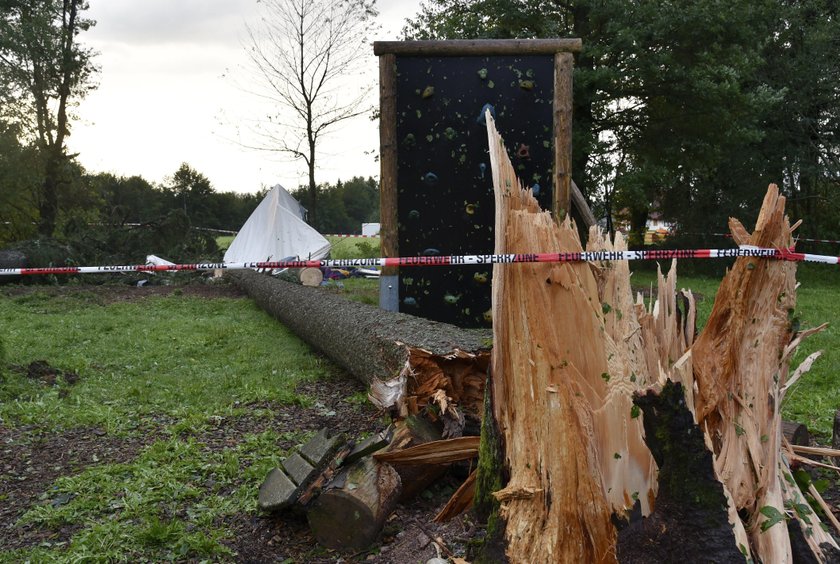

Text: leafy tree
xmin=243 ymin=0 xmax=378 ymax=227
xmin=0 ymin=0 xmax=98 ymax=237
xmin=164 ymin=163 xmax=215 ymax=227
xmin=88 ymin=173 xmax=166 ymax=226
xmin=758 ymin=0 xmax=840 ymax=247
xmin=293 ymin=176 xmax=379 ymax=233
xmin=403 ymin=0 xmax=791 ymax=245
xmin=0 ymin=119 xmax=40 ymax=245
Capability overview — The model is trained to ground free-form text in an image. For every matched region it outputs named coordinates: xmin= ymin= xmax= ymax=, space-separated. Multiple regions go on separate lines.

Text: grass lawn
xmin=633 ymin=262 xmax=840 ymax=439
xmin=325 ymin=236 xmax=380 ymax=260
xmin=0 ymin=284 xmax=373 ymax=562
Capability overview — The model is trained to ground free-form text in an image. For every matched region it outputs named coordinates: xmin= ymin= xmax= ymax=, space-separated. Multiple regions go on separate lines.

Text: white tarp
xmin=224 ymin=184 xmax=331 ymax=263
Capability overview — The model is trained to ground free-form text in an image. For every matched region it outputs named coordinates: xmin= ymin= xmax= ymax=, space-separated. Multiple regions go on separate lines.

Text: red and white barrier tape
xmin=0 ymin=246 xmax=836 ymax=277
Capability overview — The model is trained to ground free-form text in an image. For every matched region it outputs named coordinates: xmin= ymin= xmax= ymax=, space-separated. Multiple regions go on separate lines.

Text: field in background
xmin=325 ymin=236 xmax=380 ymax=259
xmin=216 ymin=235 xmax=235 ymax=251
xmin=215 ymin=235 xmax=379 ymax=258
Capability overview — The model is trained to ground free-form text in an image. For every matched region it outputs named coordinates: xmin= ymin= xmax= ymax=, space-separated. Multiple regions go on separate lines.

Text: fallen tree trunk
xmin=228 ymin=270 xmax=490 ymax=420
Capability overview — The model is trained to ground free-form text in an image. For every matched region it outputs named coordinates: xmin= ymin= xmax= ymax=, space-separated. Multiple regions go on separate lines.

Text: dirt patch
xmin=14 ymin=359 xmax=80 ymax=388
xmin=0 ymin=425 xmax=157 ymax=551
xmin=0 ymin=280 xmax=247 ymax=304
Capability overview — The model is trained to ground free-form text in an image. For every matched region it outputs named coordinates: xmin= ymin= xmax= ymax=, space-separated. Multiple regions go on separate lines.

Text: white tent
xmin=224 ymin=184 xmax=330 ymax=263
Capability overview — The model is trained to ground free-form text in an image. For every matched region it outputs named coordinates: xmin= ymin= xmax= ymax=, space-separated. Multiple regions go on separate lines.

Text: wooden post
xmin=553 ymin=52 xmax=574 ymax=221
xmin=378 ymin=52 xmax=399 ymax=311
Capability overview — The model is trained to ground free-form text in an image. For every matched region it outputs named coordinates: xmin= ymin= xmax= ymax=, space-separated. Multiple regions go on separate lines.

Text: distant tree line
xmin=293 ymin=176 xmax=380 ymax=234
xmin=4 ymin=0 xmax=837 ymax=269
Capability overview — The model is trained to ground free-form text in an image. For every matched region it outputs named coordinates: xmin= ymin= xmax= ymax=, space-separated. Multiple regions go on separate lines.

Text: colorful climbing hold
xmin=423 ymin=172 xmax=438 ymax=186
xmin=422 ymin=248 xmax=441 ymax=256
xmin=422 ymin=85 xmax=435 ymax=98
xmin=531 ymin=183 xmax=541 ymax=196
xmin=479 ymin=162 xmax=487 ymax=179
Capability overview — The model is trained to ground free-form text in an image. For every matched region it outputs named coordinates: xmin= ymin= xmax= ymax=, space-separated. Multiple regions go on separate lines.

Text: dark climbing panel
xmin=394 ymin=55 xmax=555 ymax=327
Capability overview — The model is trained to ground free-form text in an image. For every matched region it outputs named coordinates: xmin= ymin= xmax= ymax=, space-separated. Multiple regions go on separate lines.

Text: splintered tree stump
xmin=617 ymin=382 xmax=743 ymax=563
xmin=306 ymin=457 xmax=402 ymax=551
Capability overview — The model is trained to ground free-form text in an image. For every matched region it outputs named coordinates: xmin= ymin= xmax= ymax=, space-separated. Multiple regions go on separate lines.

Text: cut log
xmin=782 ymin=420 xmax=810 ymax=447
xmin=306 ymin=456 xmax=402 ymax=551
xmin=833 ymin=409 xmax=840 ymax=451
xmin=298 ymin=267 xmax=323 ymax=287
xmin=228 ymin=269 xmax=490 ymax=418
xmin=379 ymin=415 xmax=445 ymax=502
xmin=257 ymin=428 xmax=347 ymax=512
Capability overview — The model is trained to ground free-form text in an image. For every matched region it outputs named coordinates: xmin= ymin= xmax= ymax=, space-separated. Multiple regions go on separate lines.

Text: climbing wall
xmin=395 ymin=55 xmax=555 ymax=327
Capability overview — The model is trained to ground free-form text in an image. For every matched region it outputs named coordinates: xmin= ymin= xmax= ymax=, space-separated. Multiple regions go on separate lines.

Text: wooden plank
xmin=374 ymin=39 xmax=582 ymax=56
xmin=299 ymin=428 xmax=345 ymax=467
xmin=257 ymin=467 xmax=297 ymax=511
xmin=378 ymin=53 xmax=399 ymax=308
xmin=553 ymin=52 xmax=574 ymax=221
xmin=344 ymin=427 xmax=393 ymax=466
xmin=571 ymin=179 xmax=596 ymax=228
xmin=283 ymin=452 xmax=315 ymax=486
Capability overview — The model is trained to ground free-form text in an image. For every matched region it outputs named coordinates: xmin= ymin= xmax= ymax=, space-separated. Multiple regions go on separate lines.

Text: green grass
xmin=0 ymin=292 xmax=327 ymax=433
xmin=216 ymin=235 xmax=235 ymax=251
xmin=0 ymin=288 xmax=333 ymax=561
xmin=632 ymin=264 xmax=840 ymax=439
xmin=327 ymin=236 xmax=380 ymax=259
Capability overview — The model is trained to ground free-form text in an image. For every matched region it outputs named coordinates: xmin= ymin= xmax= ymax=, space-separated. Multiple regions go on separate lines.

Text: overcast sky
xmin=68 ymin=0 xmax=422 ymax=195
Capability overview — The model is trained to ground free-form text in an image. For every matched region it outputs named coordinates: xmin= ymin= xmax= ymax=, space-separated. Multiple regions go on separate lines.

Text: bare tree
xmin=244 ymin=0 xmax=377 ymax=227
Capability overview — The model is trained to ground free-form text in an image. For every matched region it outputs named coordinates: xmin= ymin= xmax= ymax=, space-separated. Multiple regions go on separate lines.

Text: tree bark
xmin=228 ymin=270 xmax=490 ymax=416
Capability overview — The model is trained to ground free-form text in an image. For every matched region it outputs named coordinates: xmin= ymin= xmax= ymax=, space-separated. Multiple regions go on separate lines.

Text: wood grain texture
xmin=553 ymin=52 xmax=574 ymax=221
xmin=374 ymin=38 xmax=582 ymax=56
